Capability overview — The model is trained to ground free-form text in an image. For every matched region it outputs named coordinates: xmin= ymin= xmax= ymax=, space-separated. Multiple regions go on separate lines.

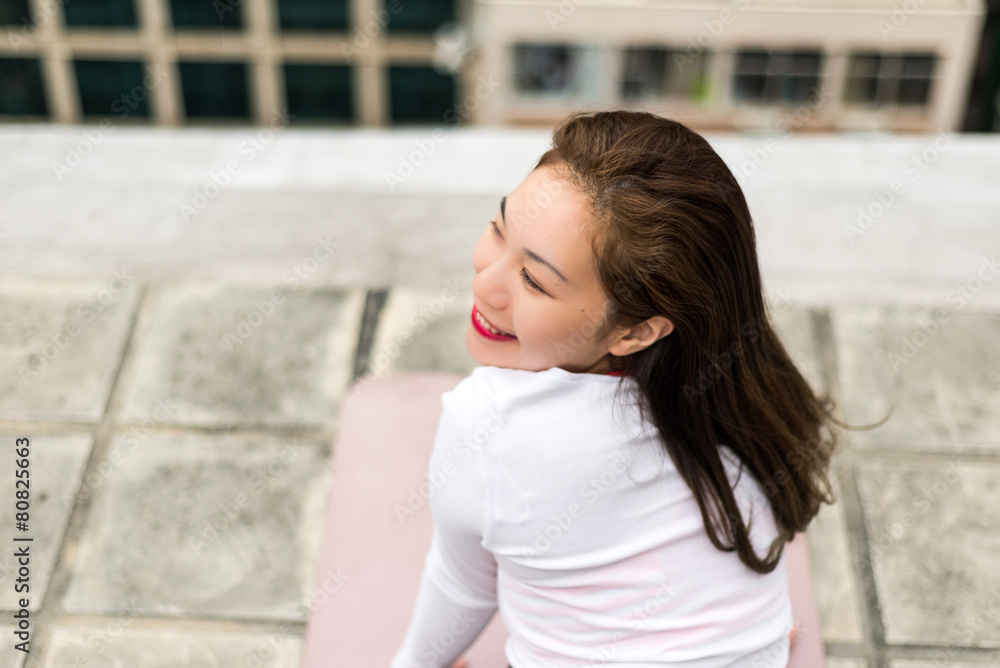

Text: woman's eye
xmin=490 ymin=220 xmax=544 ymax=294
xmin=521 ymin=269 xmax=544 ymax=293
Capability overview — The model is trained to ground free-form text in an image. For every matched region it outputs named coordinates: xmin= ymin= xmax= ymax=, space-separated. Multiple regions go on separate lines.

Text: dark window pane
xmin=388 ymin=65 xmax=455 ymax=123
xmin=178 ymin=61 xmax=249 ymax=119
xmin=733 ymin=50 xmax=769 ymax=102
xmin=844 ymin=75 xmax=878 ymax=104
xmin=787 ymin=52 xmax=821 ymax=102
xmin=277 ymin=0 xmax=348 ymax=30
xmin=733 ymin=74 xmax=766 ymax=101
xmin=763 ymin=74 xmax=784 ymax=102
xmin=735 ymin=50 xmax=768 ymax=75
xmin=0 ymin=0 xmax=31 ymax=25
xmin=74 ymin=59 xmax=149 ymax=118
xmin=0 ymin=57 xmax=47 ymax=116
xmin=734 ymin=48 xmax=822 ymax=104
xmin=844 ymin=51 xmax=935 ymax=108
xmin=623 ymin=46 xmax=706 ymax=100
xmin=846 ymin=53 xmax=882 ymax=105
xmin=284 ymin=64 xmax=352 ymax=120
xmin=880 ymin=55 xmax=905 ymax=80
xmin=170 ymin=0 xmax=242 ymax=28
xmin=781 ymin=75 xmax=818 ymax=103
xmin=64 ymin=0 xmax=137 ymax=26
xmin=901 ymin=54 xmax=935 ymax=78
xmin=847 ymin=54 xmax=880 ymax=79
xmin=897 ymin=78 xmax=932 ymax=105
xmin=875 ymin=77 xmax=898 ymax=106
xmin=386 ymin=0 xmax=454 ymax=33
xmin=621 ymin=47 xmax=665 ymax=99
xmin=514 ymin=43 xmax=578 ymax=93
xmin=789 ymin=51 xmax=822 ymax=75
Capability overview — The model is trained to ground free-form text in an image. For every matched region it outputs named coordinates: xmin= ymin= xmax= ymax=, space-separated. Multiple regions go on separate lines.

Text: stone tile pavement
xmin=0 ymin=279 xmax=998 ymax=667
xmin=0 ymin=126 xmax=998 ymax=667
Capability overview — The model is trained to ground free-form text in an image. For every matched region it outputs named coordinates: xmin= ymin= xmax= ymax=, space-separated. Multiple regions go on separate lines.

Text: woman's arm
xmin=391 ymin=371 xmax=502 ymax=668
xmin=389 ymin=525 xmax=498 ymax=668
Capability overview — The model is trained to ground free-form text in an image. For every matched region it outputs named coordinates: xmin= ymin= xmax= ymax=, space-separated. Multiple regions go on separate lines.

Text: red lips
xmin=471 ymin=304 xmax=517 ymax=341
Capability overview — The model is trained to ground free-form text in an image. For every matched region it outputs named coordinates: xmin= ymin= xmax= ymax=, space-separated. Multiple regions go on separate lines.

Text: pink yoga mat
xmin=303 ymin=372 xmax=825 ymax=667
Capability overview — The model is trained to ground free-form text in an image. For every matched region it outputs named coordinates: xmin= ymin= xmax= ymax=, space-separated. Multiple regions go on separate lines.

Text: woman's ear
xmin=608 ymin=316 xmax=673 ymax=356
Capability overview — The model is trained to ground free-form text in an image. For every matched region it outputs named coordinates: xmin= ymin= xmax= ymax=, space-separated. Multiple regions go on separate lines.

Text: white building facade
xmin=464 ymin=0 xmax=986 ymax=131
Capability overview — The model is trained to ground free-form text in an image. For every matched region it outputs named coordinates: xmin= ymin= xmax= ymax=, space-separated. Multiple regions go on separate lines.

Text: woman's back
xmin=407 ymin=364 xmax=793 ymax=668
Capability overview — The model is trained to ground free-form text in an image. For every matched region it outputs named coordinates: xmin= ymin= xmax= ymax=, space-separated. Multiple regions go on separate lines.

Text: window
xmin=844 ymin=52 xmax=936 ymax=107
xmin=64 ymin=0 xmax=137 ymax=27
xmin=0 ymin=58 xmax=48 ymax=117
xmin=170 ymin=0 xmax=242 ymax=29
xmin=621 ymin=46 xmax=708 ymax=100
xmin=74 ymin=59 xmax=150 ymax=119
xmin=277 ymin=0 xmax=348 ymax=30
xmin=388 ymin=65 xmax=455 ymax=124
xmin=0 ymin=0 xmax=30 ymax=25
xmin=178 ymin=61 xmax=249 ymax=119
xmin=284 ymin=64 xmax=353 ymax=121
xmin=385 ymin=0 xmax=454 ymax=34
xmin=513 ymin=43 xmax=583 ymax=94
xmin=733 ymin=48 xmax=823 ymax=105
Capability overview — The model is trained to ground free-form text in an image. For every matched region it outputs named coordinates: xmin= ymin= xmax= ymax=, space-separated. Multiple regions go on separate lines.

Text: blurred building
xmin=472 ymin=0 xmax=986 ymax=132
xmin=0 ymin=0 xmax=459 ymax=126
xmin=0 ymin=0 xmax=989 ymax=131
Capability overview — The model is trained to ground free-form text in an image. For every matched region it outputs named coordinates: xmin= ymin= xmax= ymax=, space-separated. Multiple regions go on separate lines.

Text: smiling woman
xmin=392 ymin=109 xmax=872 ymax=668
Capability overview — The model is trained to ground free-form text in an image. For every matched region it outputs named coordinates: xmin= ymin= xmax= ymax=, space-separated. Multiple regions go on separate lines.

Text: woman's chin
xmin=466 ymin=325 xmax=521 ymax=366
xmin=465 ymin=326 xmax=491 ymax=364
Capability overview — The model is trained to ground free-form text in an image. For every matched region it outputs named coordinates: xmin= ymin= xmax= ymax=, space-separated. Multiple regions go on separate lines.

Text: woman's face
xmin=467 ymin=164 xmax=622 ymax=374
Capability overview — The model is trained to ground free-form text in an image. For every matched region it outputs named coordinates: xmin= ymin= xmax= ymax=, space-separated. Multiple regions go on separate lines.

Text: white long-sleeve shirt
xmin=390 ymin=365 xmax=793 ymax=668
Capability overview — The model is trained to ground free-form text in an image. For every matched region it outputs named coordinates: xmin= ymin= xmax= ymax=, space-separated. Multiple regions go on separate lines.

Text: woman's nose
xmin=472 ymin=264 xmax=509 ymax=310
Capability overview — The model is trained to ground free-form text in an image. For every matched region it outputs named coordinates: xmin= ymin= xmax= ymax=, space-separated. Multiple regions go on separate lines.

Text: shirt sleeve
xmin=390 ymin=371 xmax=501 ymax=668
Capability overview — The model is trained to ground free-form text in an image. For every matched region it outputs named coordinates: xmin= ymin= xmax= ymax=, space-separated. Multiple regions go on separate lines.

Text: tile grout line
xmin=807 ymin=305 xmax=854 ymax=664
xmin=9 ymin=611 xmax=310 ymax=631
xmin=822 ymin=641 xmax=870 ymax=661
xmin=811 ymin=306 xmax=889 ymax=668
xmin=884 ymin=644 xmax=1000 ymax=663
xmin=351 ymin=288 xmax=389 ymax=385
xmin=826 ymin=447 xmax=1000 ymax=465
xmin=0 ymin=420 xmax=340 ymax=442
xmin=839 ymin=464 xmax=890 ymax=668
xmin=809 ymin=306 xmax=877 ymax=665
xmin=21 ymin=283 xmax=152 ymax=668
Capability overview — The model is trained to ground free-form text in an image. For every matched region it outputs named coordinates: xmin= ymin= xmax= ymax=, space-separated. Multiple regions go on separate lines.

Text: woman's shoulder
xmin=465 ymin=364 xmax=571 ymax=387
xmin=446 ymin=365 xmax=553 ymax=411
xmin=445 ymin=365 xmax=524 ymax=407
xmin=459 ymin=365 xmax=626 ymax=405
xmin=437 ymin=366 xmax=522 ymax=434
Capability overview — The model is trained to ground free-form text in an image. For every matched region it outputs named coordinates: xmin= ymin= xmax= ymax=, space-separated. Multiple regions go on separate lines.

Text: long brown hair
xmin=534 ymin=110 xmax=871 ymax=574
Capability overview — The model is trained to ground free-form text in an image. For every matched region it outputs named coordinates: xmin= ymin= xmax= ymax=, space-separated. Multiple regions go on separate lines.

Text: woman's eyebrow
xmin=499 ymin=196 xmax=570 ymax=286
